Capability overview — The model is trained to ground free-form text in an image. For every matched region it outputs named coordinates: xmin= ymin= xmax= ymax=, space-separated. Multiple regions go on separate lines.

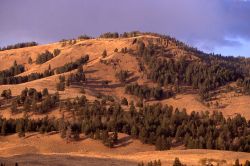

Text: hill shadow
xmin=114 ymin=135 xmax=133 ymax=148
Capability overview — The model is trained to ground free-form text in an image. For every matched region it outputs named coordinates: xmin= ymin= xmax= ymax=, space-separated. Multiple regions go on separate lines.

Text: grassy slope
xmin=0 ymin=35 xmax=250 ymax=119
xmin=0 ymin=36 xmax=250 ymax=165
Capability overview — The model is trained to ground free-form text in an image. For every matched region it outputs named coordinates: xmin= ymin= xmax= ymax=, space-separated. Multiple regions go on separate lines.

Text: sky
xmin=0 ymin=0 xmax=250 ymax=57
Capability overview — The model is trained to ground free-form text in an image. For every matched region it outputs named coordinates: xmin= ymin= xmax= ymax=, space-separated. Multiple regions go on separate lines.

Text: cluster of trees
xmin=53 ymin=49 xmax=61 ymax=57
xmin=237 ymin=78 xmax=250 ymax=95
xmin=102 ymin=50 xmax=107 ymax=58
xmin=172 ymin=158 xmax=185 ymax=166
xmin=0 ymin=55 xmax=89 ymax=85
xmin=125 ymin=83 xmax=164 ymax=100
xmin=36 ymin=50 xmax=54 ymax=64
xmin=1 ymin=89 xmax=12 ymax=99
xmin=92 ymin=130 xmax=118 ymax=148
xmin=0 ymin=61 xmax=25 ymax=84
xmin=136 ymin=41 xmax=242 ymax=101
xmin=243 ymin=78 xmax=250 ymax=95
xmin=0 ymin=117 xmax=59 ymax=136
xmin=138 ymin=160 xmax=162 ymax=166
xmin=234 ymin=159 xmax=250 ymax=166
xmin=121 ymin=97 xmax=129 ymax=105
xmin=99 ymin=32 xmax=119 ymax=38
xmin=0 ymin=42 xmax=38 ymax=51
xmin=0 ymin=162 xmax=19 ymax=166
xmin=120 ymin=47 xmax=128 ymax=53
xmin=99 ymin=31 xmax=141 ymax=38
xmin=10 ymin=88 xmax=59 ymax=114
xmin=35 ymin=49 xmax=61 ymax=64
xmin=56 ymin=75 xmax=66 ymax=91
xmin=0 ymin=67 xmax=54 ymax=85
xmin=55 ymin=55 xmax=89 ymax=74
xmin=78 ymin=34 xmax=92 ymax=40
xmin=66 ymin=67 xmax=86 ymax=86
xmin=115 ymin=70 xmax=130 ymax=83
xmin=57 ymin=96 xmax=250 ymax=152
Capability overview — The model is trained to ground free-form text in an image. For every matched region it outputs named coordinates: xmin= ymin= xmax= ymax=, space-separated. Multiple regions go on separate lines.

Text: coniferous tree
xmin=121 ymin=97 xmax=128 ymax=105
xmin=11 ymin=99 xmax=18 ymax=113
xmin=53 ymin=49 xmax=61 ymax=56
xmin=1 ymin=120 xmax=7 ymax=136
xmin=28 ymin=57 xmax=33 ymax=64
xmin=102 ymin=50 xmax=107 ymax=58
xmin=36 ymin=50 xmax=54 ymax=64
xmin=173 ymin=158 xmax=183 ymax=166
xmin=234 ymin=159 xmax=240 ymax=166
xmin=1 ymin=89 xmax=12 ymax=99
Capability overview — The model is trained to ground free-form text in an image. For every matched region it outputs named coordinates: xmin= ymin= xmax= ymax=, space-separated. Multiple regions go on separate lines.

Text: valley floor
xmin=0 ymin=133 xmax=249 ymax=166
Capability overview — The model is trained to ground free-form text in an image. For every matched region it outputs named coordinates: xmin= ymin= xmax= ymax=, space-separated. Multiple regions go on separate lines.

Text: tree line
xmin=99 ymin=31 xmax=141 ymax=38
xmin=0 ymin=42 xmax=38 ymax=51
xmin=55 ymin=55 xmax=89 ymax=74
xmin=36 ymin=49 xmax=61 ymax=64
xmin=125 ymin=83 xmax=165 ymax=100
xmin=0 ymin=55 xmax=89 ymax=85
xmin=10 ymin=87 xmax=59 ymax=114
xmin=237 ymin=78 xmax=250 ymax=95
xmin=0 ymin=61 xmax=25 ymax=83
xmin=0 ymin=67 xmax=54 ymax=85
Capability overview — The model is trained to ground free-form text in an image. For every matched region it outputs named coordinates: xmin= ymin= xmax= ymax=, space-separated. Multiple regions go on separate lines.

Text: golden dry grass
xmin=1 ymin=35 xmax=250 ymax=119
xmin=0 ymin=36 xmax=250 ymax=166
xmin=0 ymin=133 xmax=249 ymax=166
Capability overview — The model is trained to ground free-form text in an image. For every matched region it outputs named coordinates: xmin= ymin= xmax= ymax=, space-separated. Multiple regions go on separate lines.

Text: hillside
xmin=0 ymin=32 xmax=250 ymax=165
xmin=1 ymin=32 xmax=250 ymax=119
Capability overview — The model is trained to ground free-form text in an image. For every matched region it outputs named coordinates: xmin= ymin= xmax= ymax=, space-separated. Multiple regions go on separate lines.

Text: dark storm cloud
xmin=0 ymin=0 xmax=250 ymax=54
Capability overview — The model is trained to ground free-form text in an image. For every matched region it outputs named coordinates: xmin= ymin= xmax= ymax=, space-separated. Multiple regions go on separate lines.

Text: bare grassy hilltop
xmin=0 ymin=32 xmax=249 ymax=165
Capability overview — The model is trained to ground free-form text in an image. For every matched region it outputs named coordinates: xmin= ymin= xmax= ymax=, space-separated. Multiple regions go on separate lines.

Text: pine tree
xmin=129 ymin=101 xmax=136 ymax=114
xmin=61 ymin=127 xmax=67 ymax=139
xmin=16 ymin=119 xmax=25 ymax=137
xmin=42 ymin=88 xmax=49 ymax=96
xmin=121 ymin=97 xmax=128 ymax=105
xmin=101 ymin=130 xmax=109 ymax=144
xmin=102 ymin=49 xmax=107 ymax=58
xmin=138 ymin=161 xmax=144 ymax=166
xmin=131 ymin=126 xmax=138 ymax=138
xmin=113 ymin=131 xmax=118 ymax=144
xmin=157 ymin=160 xmax=162 ymax=166
xmin=244 ymin=160 xmax=250 ymax=166
xmin=234 ymin=159 xmax=240 ymax=166
xmin=66 ymin=126 xmax=72 ymax=142
xmin=56 ymin=82 xmax=65 ymax=91
xmin=94 ymin=129 xmax=101 ymax=140
xmin=206 ymin=135 xmax=213 ymax=149
xmin=11 ymin=100 xmax=18 ymax=113
xmin=31 ymin=99 xmax=37 ymax=112
xmin=23 ymin=98 xmax=31 ymax=112
xmin=1 ymin=89 xmax=12 ymax=99
xmin=173 ymin=157 xmax=183 ymax=166
xmin=53 ymin=49 xmax=61 ymax=56
xmin=28 ymin=57 xmax=32 ymax=64
xmin=139 ymin=127 xmax=147 ymax=143
xmin=155 ymin=136 xmax=163 ymax=150
xmin=1 ymin=121 xmax=7 ymax=136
